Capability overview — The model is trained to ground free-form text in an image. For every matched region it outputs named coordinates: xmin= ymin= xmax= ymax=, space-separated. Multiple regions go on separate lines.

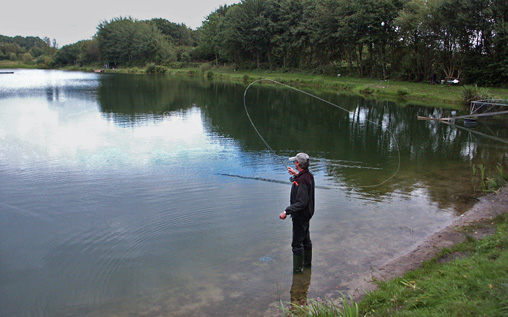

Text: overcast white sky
xmin=1 ymin=0 xmax=239 ymax=46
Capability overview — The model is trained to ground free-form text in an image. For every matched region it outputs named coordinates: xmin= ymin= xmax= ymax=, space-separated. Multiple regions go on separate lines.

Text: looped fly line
xmin=243 ymin=78 xmax=401 ymax=188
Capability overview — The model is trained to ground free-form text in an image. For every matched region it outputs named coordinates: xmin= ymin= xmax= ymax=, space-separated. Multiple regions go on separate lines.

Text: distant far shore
xmin=2 ymin=61 xmax=508 ymax=108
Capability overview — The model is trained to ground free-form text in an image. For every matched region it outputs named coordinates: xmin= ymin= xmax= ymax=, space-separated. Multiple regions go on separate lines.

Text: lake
xmin=1 ymin=70 xmax=507 ymax=316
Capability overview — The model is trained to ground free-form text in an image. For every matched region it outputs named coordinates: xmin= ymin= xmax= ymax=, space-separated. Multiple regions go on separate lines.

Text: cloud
xmin=1 ymin=0 xmax=238 ymax=46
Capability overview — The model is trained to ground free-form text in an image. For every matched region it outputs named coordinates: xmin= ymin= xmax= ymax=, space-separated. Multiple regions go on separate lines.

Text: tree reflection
xmin=96 ymin=76 xmax=508 ymax=212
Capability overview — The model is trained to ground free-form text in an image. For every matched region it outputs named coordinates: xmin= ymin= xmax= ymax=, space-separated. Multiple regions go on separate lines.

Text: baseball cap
xmin=289 ymin=152 xmax=310 ymax=164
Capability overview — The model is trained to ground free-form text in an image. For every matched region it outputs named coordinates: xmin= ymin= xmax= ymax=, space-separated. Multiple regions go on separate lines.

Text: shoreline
xmin=350 ymin=186 xmax=508 ymax=302
xmin=3 ymin=64 xmax=508 ymax=108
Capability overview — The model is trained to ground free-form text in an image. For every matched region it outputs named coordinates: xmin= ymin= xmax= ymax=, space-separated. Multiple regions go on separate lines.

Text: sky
xmin=1 ymin=0 xmax=239 ymax=47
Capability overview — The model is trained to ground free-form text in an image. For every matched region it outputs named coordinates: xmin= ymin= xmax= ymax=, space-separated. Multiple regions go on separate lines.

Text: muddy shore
xmin=350 ymin=186 xmax=508 ymax=301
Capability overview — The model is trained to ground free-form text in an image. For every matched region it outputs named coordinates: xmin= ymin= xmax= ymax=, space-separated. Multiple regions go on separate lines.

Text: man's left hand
xmin=287 ymin=167 xmax=297 ymax=176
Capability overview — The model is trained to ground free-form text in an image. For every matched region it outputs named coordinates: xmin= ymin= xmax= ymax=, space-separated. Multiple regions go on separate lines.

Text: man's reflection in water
xmin=290 ymin=269 xmax=312 ymax=309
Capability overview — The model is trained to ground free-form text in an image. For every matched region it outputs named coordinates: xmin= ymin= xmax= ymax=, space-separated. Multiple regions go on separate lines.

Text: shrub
xmin=397 ymin=88 xmax=410 ymax=97
xmin=359 ymin=86 xmax=374 ymax=95
xmin=462 ymin=85 xmax=493 ymax=108
xmin=146 ymin=63 xmax=167 ymax=74
xmin=21 ymin=53 xmax=33 ymax=63
xmin=206 ymin=70 xmax=215 ymax=79
xmin=200 ymin=63 xmax=212 ymax=74
xmin=179 ymin=52 xmax=191 ymax=63
xmin=36 ymin=55 xmax=52 ymax=69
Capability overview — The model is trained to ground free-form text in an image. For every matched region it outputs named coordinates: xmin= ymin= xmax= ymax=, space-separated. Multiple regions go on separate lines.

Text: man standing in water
xmin=280 ymin=153 xmax=315 ymax=273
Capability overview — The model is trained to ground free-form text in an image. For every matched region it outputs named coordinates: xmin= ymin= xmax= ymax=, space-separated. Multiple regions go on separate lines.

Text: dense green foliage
xmin=2 ymin=0 xmax=507 ymax=86
xmin=0 ymin=35 xmax=57 ymax=67
xmin=96 ymin=17 xmax=171 ymax=66
xmin=197 ymin=0 xmax=507 ymax=86
xmin=53 ymin=40 xmax=100 ymax=66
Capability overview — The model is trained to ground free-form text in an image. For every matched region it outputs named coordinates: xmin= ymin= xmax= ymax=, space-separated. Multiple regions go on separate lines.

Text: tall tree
xmin=197 ymin=5 xmax=231 ymax=64
xmin=96 ymin=17 xmax=170 ymax=65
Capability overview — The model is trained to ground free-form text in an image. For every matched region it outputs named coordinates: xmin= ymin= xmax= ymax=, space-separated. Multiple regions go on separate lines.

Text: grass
xmin=462 ymin=85 xmax=494 ymax=108
xmin=203 ymin=69 xmax=508 ymax=109
xmin=280 ymin=212 xmax=508 ymax=316
xmin=0 ymin=60 xmax=40 ymax=69
xmin=357 ymin=212 xmax=508 ymax=316
xmin=282 ymin=294 xmax=360 ymax=317
xmin=209 ymin=70 xmax=469 ymax=109
xmin=473 ymin=164 xmax=508 ymax=194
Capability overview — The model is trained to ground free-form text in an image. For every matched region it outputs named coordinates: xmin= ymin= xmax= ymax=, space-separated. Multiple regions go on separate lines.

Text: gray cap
xmin=289 ymin=152 xmax=310 ymax=164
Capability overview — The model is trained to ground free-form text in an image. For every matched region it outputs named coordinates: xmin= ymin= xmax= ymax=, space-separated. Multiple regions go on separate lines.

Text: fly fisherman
xmin=279 ymin=153 xmax=315 ymax=273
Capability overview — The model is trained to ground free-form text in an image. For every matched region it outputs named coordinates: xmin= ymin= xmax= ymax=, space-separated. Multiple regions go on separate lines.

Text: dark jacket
xmin=285 ymin=169 xmax=315 ymax=220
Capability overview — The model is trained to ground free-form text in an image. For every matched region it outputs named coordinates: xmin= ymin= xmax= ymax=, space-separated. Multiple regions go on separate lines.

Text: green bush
xmin=21 ymin=53 xmax=33 ymax=63
xmin=166 ymin=62 xmax=183 ymax=69
xmin=200 ymin=63 xmax=212 ymax=73
xmin=36 ymin=55 xmax=52 ymax=69
xmin=397 ymin=88 xmax=410 ymax=97
xmin=206 ymin=70 xmax=215 ymax=79
xmin=179 ymin=52 xmax=191 ymax=63
xmin=359 ymin=86 xmax=375 ymax=95
xmin=146 ymin=63 xmax=167 ymax=74
xmin=462 ymin=85 xmax=493 ymax=108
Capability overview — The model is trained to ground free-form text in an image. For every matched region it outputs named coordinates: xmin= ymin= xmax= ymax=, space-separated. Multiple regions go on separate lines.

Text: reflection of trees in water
xmin=97 ymin=74 xmax=214 ymax=127
xmin=96 ymin=76 xmax=508 ymax=210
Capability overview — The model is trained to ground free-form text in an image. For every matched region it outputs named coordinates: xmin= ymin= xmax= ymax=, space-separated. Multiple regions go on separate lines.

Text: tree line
xmin=198 ymin=0 xmax=507 ymax=86
xmin=0 ymin=35 xmax=58 ymax=67
xmin=1 ymin=0 xmax=506 ymax=86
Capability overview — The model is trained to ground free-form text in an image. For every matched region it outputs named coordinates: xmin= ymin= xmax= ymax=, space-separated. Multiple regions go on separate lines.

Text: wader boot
xmin=293 ymin=254 xmax=303 ymax=273
xmin=303 ymin=249 xmax=312 ymax=268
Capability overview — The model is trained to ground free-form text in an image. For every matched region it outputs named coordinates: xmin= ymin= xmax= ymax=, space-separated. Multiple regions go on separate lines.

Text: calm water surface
xmin=1 ymin=70 xmax=507 ymax=316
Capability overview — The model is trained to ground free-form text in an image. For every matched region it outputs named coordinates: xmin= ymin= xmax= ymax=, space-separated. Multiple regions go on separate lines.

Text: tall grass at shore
xmin=462 ymin=85 xmax=494 ymax=108
xmin=473 ymin=164 xmax=508 ymax=193
xmin=281 ymin=295 xmax=359 ymax=317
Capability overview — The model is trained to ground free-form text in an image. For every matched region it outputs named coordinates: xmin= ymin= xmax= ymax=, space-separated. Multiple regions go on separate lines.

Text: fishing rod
xmin=243 ymin=78 xmax=401 ymax=188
